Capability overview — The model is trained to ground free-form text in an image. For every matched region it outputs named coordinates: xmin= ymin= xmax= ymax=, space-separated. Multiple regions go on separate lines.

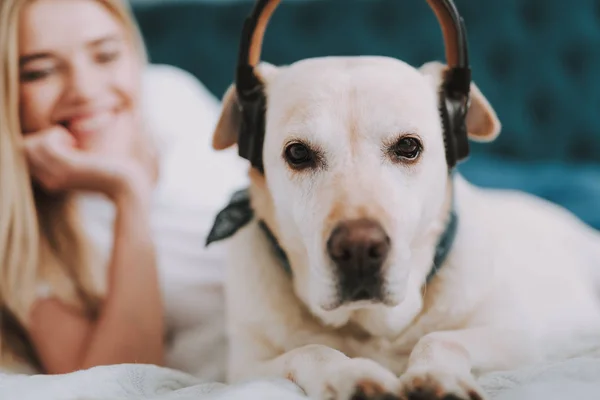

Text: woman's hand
xmin=25 ymin=126 xmax=165 ymax=374
xmin=22 ymin=125 xmax=152 ymax=201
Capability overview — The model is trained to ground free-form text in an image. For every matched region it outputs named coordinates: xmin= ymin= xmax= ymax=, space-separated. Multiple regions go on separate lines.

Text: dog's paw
xmin=397 ymin=369 xmax=487 ymax=400
xmin=321 ymin=358 xmax=401 ymax=400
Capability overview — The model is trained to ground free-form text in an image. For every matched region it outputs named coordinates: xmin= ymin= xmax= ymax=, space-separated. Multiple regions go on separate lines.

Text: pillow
xmin=141 ymin=63 xmax=221 ymax=151
xmin=140 ymin=63 xmax=249 ymax=210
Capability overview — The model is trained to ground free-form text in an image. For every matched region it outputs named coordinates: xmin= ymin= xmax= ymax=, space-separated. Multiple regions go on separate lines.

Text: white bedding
xmin=4 ymin=65 xmax=598 ymax=399
xmin=3 ymin=352 xmax=600 ymax=400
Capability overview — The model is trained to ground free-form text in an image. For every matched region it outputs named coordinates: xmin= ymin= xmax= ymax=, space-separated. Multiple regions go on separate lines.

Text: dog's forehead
xmin=265 ymin=56 xmax=438 ymax=135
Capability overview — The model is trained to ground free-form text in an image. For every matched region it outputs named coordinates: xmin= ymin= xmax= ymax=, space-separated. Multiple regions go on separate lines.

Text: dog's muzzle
xmin=327 ymin=219 xmax=390 ymax=303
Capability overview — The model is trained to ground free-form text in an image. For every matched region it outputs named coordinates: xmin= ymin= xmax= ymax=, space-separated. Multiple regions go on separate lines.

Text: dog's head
xmin=211 ymin=1 xmax=500 ymax=325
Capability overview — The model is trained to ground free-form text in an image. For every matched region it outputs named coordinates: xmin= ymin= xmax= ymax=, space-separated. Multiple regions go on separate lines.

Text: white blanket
xmin=3 ymin=353 xmax=600 ymax=400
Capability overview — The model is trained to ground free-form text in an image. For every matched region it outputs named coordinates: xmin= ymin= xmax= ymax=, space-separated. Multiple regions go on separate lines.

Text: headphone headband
xmin=235 ymin=0 xmax=472 ymax=172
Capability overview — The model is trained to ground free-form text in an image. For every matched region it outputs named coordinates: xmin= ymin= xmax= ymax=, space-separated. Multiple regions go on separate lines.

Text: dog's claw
xmin=350 ymin=382 xmax=401 ymax=400
xmin=350 ymin=385 xmax=401 ymax=400
xmin=321 ymin=358 xmax=401 ymax=400
xmin=397 ymin=370 xmax=487 ymax=400
xmin=401 ymin=387 xmax=464 ymax=400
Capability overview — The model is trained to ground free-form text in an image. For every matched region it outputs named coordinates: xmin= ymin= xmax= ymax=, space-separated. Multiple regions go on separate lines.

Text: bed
xmin=2 ymin=0 xmax=600 ymax=397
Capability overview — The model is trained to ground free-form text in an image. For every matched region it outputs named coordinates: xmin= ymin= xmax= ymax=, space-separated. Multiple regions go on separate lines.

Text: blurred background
xmin=129 ymin=0 xmax=600 ymax=229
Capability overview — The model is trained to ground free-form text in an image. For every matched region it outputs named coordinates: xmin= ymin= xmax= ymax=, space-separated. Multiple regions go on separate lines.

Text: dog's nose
xmin=327 ymin=219 xmax=390 ymax=302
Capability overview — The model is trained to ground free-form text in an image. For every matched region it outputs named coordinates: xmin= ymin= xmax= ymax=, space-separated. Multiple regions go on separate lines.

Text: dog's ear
xmin=420 ymin=61 xmax=501 ymax=142
xmin=212 ymin=84 xmax=241 ymax=150
xmin=212 ymin=63 xmax=281 ymax=151
xmin=464 ymin=82 xmax=501 ymax=142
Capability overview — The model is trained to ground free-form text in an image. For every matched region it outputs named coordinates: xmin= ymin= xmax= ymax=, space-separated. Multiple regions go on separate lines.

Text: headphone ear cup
xmin=439 ymin=90 xmax=457 ymax=169
xmin=237 ymin=90 xmax=268 ymax=173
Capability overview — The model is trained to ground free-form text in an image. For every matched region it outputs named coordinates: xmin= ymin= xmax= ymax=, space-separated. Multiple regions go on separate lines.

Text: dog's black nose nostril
xmin=336 ymin=249 xmax=353 ymax=262
xmin=351 ymin=288 xmax=372 ymax=302
xmin=327 ymin=218 xmax=390 ymax=272
xmin=368 ymin=241 xmax=388 ymax=261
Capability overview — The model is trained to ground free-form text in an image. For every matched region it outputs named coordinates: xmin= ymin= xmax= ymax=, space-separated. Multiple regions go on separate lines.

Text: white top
xmin=72 ymin=65 xmax=249 ymax=382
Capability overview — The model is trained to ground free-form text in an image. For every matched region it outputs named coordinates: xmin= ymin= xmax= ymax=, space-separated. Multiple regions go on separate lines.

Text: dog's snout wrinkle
xmin=327 ymin=219 xmax=390 ymax=304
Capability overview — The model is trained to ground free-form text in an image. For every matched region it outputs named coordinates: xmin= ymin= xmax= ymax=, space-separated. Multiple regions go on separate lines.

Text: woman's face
xmin=18 ymin=0 xmax=142 ymax=157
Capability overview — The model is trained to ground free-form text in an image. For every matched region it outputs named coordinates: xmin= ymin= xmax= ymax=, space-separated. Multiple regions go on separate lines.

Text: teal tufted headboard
xmin=130 ymin=0 xmax=600 ymax=164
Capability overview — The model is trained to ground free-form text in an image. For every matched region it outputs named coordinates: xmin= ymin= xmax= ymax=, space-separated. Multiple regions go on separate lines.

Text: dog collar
xmin=427 ymin=192 xmax=458 ymax=284
xmin=205 ymin=187 xmax=458 ymax=285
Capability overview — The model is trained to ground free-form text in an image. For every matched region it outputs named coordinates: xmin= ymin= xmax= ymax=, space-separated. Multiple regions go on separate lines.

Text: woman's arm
xmin=28 ymin=177 xmax=165 ymax=374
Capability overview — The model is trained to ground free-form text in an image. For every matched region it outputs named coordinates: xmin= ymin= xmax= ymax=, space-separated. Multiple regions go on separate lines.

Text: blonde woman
xmin=0 ymin=0 xmax=233 ymax=376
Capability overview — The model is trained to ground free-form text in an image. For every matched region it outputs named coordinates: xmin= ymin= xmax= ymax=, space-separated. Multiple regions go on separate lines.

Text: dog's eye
xmin=284 ymin=142 xmax=315 ymax=169
xmin=390 ymin=137 xmax=422 ymax=161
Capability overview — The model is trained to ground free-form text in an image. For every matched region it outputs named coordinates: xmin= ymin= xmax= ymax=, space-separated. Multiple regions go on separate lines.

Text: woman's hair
xmin=0 ymin=0 xmax=148 ymax=371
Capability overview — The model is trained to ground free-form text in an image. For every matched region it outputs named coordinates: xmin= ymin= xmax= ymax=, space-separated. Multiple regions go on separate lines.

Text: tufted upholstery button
xmin=520 ymin=0 xmax=549 ymax=30
xmin=562 ymin=45 xmax=589 ymax=80
xmin=486 ymin=41 xmax=516 ymax=81
xmin=369 ymin=0 xmax=400 ymax=34
xmin=215 ymin=7 xmax=246 ymax=38
xmin=528 ymin=89 xmax=558 ymax=127
xmin=292 ymin=5 xmax=324 ymax=37
xmin=569 ymin=127 xmax=600 ymax=161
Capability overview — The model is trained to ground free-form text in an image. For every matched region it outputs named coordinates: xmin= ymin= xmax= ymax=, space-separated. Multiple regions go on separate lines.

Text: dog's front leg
xmin=248 ymin=344 xmax=400 ymax=399
xmin=398 ymin=328 xmax=537 ymax=400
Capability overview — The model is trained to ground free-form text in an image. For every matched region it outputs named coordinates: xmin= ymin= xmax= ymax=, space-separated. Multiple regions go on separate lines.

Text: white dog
xmin=206 ymin=3 xmax=600 ymax=399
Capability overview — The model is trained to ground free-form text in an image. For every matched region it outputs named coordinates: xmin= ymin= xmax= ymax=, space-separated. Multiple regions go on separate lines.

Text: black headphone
xmin=234 ymin=0 xmax=472 ymax=174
